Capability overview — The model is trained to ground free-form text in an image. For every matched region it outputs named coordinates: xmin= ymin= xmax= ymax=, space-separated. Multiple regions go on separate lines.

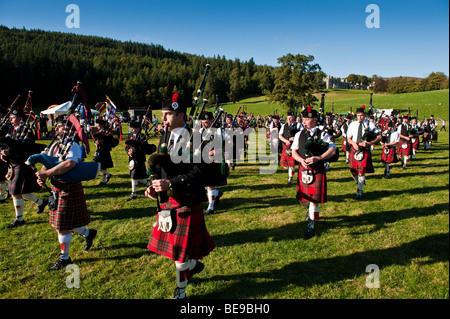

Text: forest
xmin=0 ymin=26 xmax=275 ymax=111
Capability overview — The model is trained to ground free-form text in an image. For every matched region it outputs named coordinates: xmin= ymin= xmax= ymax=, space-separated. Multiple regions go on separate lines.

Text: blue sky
xmin=0 ymin=0 xmax=448 ymax=78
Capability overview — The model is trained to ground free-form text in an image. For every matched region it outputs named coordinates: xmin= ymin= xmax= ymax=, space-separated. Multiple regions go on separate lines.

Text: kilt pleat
xmin=296 ymin=164 xmax=327 ymax=204
xmin=49 ymin=180 xmax=90 ymax=230
xmin=397 ymin=141 xmax=411 ymax=157
xmin=8 ymin=164 xmax=42 ymax=195
xmin=381 ymin=146 xmax=399 ymax=164
xmin=147 ymin=197 xmax=215 ymax=262
xmin=348 ymin=147 xmax=375 ymax=175
xmin=280 ymin=145 xmax=297 ymax=167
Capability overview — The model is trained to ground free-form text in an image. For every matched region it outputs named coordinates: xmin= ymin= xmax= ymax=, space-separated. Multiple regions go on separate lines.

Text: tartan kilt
xmin=130 ymin=160 xmax=148 ymax=180
xmin=296 ymin=164 xmax=327 ymax=204
xmin=147 ymin=196 xmax=215 ymax=262
xmin=348 ymin=147 xmax=374 ymax=175
xmin=397 ymin=141 xmax=411 ymax=157
xmin=411 ymin=137 xmax=420 ymax=150
xmin=49 ymin=180 xmax=90 ymax=230
xmin=381 ymin=146 xmax=399 ymax=164
xmin=280 ymin=144 xmax=297 ymax=167
xmin=8 ymin=164 xmax=42 ymax=195
xmin=422 ymin=132 xmax=430 ymax=142
xmin=341 ymin=138 xmax=348 ymax=152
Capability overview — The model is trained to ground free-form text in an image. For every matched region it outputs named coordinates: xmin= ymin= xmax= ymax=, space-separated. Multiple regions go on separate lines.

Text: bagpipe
xmin=0 ymin=94 xmax=22 ymax=132
xmin=302 ymin=129 xmax=339 ymax=163
xmin=361 ymin=128 xmax=379 ymax=143
xmin=26 ymin=114 xmax=100 ymax=183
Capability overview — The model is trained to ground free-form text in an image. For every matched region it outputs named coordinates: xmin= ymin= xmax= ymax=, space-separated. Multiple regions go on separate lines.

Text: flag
xmin=105 ymin=96 xmax=117 ymax=123
xmin=95 ymin=102 xmax=106 ymax=115
xmin=67 ymin=114 xmax=90 ymax=154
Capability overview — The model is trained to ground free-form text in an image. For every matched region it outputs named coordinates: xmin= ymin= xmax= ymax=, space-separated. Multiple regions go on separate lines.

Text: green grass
xmin=0 ymin=89 xmax=448 ymax=299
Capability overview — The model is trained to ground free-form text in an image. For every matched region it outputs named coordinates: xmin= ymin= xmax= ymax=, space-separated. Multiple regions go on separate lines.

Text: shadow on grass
xmin=195 ymin=232 xmax=449 ymax=299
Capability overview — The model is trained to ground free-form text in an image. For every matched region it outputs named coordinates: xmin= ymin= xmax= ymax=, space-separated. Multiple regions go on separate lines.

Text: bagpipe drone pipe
xmin=302 ymin=130 xmax=339 ymax=163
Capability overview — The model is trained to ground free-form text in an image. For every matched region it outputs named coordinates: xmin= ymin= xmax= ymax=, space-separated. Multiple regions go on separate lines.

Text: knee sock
xmin=385 ymin=164 xmax=390 ymax=175
xmin=22 ymin=193 xmax=43 ymax=206
xmin=13 ymin=199 xmax=25 ymax=221
xmin=288 ymin=167 xmax=294 ymax=179
xmin=58 ymin=233 xmax=72 ymax=260
xmin=357 ymin=176 xmax=365 ymax=193
xmin=308 ymin=202 xmax=319 ymax=221
xmin=131 ymin=179 xmax=138 ymax=193
xmin=207 ymin=189 xmax=218 ymax=210
xmin=72 ymin=227 xmax=90 ymax=238
xmin=175 ymin=260 xmax=192 ymax=298
xmin=403 ymin=156 xmax=409 ymax=166
xmin=101 ymin=170 xmax=109 ymax=182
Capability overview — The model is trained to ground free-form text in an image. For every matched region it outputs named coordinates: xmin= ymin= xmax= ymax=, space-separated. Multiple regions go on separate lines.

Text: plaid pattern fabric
xmin=348 ymin=147 xmax=375 ymax=175
xmin=341 ymin=138 xmax=348 ymax=152
xmin=411 ymin=137 xmax=420 ymax=150
xmin=381 ymin=146 xmax=399 ymax=164
xmin=397 ymin=141 xmax=411 ymax=157
xmin=280 ymin=144 xmax=297 ymax=167
xmin=49 ymin=180 xmax=90 ymax=230
xmin=8 ymin=164 xmax=42 ymax=195
xmin=296 ymin=164 xmax=327 ymax=204
xmin=147 ymin=197 xmax=215 ymax=262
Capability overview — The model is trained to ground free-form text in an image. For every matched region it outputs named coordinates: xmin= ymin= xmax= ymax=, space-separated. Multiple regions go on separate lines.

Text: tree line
xmin=0 ymin=26 xmax=276 ymax=112
xmin=372 ymin=73 xmax=449 ymax=94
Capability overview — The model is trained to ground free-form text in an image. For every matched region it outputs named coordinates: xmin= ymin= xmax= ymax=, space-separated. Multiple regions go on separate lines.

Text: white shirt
xmin=385 ymin=130 xmax=400 ymax=144
xmin=291 ymin=127 xmax=336 ymax=151
xmin=347 ymin=121 xmax=369 ymax=143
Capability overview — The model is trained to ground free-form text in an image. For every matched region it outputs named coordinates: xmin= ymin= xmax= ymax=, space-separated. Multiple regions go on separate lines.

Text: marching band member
xmin=397 ymin=115 xmax=413 ymax=169
xmin=409 ymin=117 xmax=421 ymax=160
xmin=223 ymin=114 xmax=237 ymax=170
xmin=124 ymin=121 xmax=155 ymax=201
xmin=0 ymin=108 xmax=47 ymax=228
xmin=93 ymin=119 xmax=116 ymax=185
xmin=380 ymin=121 xmax=400 ymax=179
xmin=291 ymin=106 xmax=336 ymax=239
xmin=199 ymin=111 xmax=224 ymax=215
xmin=0 ymin=106 xmax=10 ymax=203
xmin=35 ymin=116 xmax=97 ymax=271
xmin=347 ymin=106 xmax=381 ymax=200
xmin=340 ymin=114 xmax=353 ymax=164
xmin=279 ymin=112 xmax=299 ymax=185
xmin=145 ymin=94 xmax=216 ymax=299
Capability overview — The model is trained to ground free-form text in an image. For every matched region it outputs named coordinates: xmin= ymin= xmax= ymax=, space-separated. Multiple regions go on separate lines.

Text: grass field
xmin=0 ymin=89 xmax=448 ymax=300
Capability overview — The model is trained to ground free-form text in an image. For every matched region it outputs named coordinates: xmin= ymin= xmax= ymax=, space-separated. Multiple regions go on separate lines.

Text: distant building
xmin=323 ymin=75 xmax=373 ymax=90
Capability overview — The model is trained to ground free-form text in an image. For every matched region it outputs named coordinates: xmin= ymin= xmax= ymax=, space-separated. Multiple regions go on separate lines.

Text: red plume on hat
xmin=361 ymin=104 xmax=365 ymax=110
xmin=307 ymin=105 xmax=312 ymax=113
xmin=172 ymin=93 xmax=179 ymax=102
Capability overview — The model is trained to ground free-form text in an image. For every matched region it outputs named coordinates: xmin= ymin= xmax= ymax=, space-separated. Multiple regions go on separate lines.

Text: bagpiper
xmin=279 ymin=111 xmax=299 ymax=185
xmin=380 ymin=121 xmax=400 ymax=179
xmin=397 ymin=115 xmax=413 ymax=169
xmin=346 ymin=106 xmax=381 ymax=200
xmin=291 ymin=106 xmax=337 ymax=239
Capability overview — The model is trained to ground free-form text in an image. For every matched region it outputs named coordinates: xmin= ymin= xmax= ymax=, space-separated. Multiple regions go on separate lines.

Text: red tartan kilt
xmin=296 ymin=164 xmax=327 ymax=204
xmin=147 ymin=197 xmax=215 ymax=262
xmin=381 ymin=146 xmax=399 ymax=164
xmin=341 ymin=139 xmax=348 ymax=152
xmin=348 ymin=147 xmax=374 ymax=175
xmin=411 ymin=137 xmax=420 ymax=149
xmin=280 ymin=145 xmax=297 ymax=167
xmin=397 ymin=141 xmax=411 ymax=156
xmin=49 ymin=181 xmax=90 ymax=230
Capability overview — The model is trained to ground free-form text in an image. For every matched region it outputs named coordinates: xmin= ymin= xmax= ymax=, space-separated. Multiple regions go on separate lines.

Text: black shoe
xmin=190 ymin=261 xmax=204 ymax=278
xmin=36 ymin=199 xmax=48 ymax=214
xmin=48 ymin=256 xmax=72 ymax=271
xmin=204 ymin=208 xmax=214 ymax=215
xmin=106 ymin=174 xmax=112 ymax=183
xmin=402 ymin=166 xmax=406 ymax=170
xmin=84 ymin=229 xmax=97 ymax=251
xmin=7 ymin=218 xmax=25 ymax=228
xmin=173 ymin=287 xmax=187 ymax=299
xmin=305 ymin=227 xmax=315 ymax=239
xmin=355 ymin=193 xmax=362 ymax=200
xmin=126 ymin=193 xmax=137 ymax=201
xmin=385 ymin=174 xmax=391 ymax=179
xmin=287 ymin=178 xmax=292 ymax=186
